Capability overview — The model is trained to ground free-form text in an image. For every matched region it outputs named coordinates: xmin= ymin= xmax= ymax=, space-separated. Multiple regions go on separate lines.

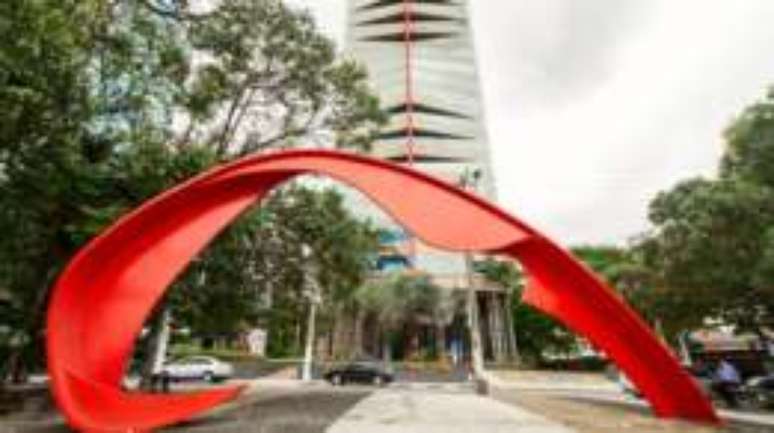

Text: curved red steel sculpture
xmin=47 ymin=149 xmax=718 ymax=431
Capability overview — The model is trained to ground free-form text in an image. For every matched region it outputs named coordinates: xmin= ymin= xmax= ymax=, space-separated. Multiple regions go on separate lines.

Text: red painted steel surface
xmin=46 ymin=149 xmax=718 ymax=431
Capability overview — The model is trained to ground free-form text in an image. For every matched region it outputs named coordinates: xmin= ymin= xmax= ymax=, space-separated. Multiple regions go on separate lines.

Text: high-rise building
xmin=341 ymin=0 xmax=516 ymax=363
xmin=345 ymin=0 xmax=496 ymax=200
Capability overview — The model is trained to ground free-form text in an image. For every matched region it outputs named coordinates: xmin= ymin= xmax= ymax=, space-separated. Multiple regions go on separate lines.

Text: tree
xmin=163 ymin=0 xmax=385 ymax=155
xmin=0 ymin=0 xmax=384 ymax=383
xmin=571 ymin=247 xmax=654 ymax=319
xmin=722 ymin=86 xmax=774 ymax=189
xmin=0 ymin=0 xmax=191 ymax=381
xmin=640 ymin=178 xmax=774 ymax=340
xmin=356 ymin=273 xmax=447 ymax=362
xmin=640 ymin=85 xmax=774 ymax=344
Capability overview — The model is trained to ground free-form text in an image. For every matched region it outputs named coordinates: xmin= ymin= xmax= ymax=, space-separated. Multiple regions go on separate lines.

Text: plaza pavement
xmin=325 ymin=382 xmax=573 ymax=433
xmin=488 ymin=370 xmax=774 ymax=431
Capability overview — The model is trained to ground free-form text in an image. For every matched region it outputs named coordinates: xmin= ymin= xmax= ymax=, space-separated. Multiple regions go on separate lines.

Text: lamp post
xmin=301 ymin=243 xmax=321 ymax=382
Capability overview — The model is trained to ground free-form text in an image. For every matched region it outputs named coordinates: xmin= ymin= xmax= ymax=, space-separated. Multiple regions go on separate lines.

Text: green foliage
xmin=357 ymin=273 xmax=445 ymax=326
xmin=0 ymin=0 xmax=384 ymax=381
xmin=172 ymin=184 xmax=380 ymax=343
xmin=640 ymin=177 xmax=774 ymax=336
xmin=722 ymin=87 xmax=774 ymax=188
xmin=572 ymin=247 xmax=653 ymax=314
xmin=356 ymin=273 xmax=449 ymax=360
xmin=641 ymin=85 xmax=774 ymax=339
xmin=173 ymin=0 xmax=386 ymax=154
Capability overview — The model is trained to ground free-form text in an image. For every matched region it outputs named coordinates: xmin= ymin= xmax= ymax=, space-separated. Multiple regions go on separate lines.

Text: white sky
xmin=287 ymin=0 xmax=774 ymax=246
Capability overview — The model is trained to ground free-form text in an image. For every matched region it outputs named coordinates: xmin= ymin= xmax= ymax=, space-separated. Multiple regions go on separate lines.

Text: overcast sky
xmin=287 ymin=0 xmax=774 ymax=246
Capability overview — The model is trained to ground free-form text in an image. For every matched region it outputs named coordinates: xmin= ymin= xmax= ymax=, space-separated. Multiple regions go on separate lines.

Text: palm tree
xmin=356 ymin=272 xmax=445 ymax=364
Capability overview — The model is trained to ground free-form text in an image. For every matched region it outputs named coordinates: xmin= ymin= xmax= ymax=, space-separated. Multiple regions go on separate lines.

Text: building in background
xmin=346 ymin=0 xmax=496 ymax=196
xmin=334 ymin=0 xmax=516 ymax=364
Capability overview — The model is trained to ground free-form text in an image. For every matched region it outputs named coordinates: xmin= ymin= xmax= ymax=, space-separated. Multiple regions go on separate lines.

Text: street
xmin=161 ymin=380 xmax=773 ymax=433
xmin=3 ymin=375 xmax=774 ymax=432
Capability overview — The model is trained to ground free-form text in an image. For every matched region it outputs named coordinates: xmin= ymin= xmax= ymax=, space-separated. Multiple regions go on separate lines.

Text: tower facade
xmin=343 ymin=1 xmax=515 ymax=364
xmin=346 ymin=0 xmax=496 ymax=200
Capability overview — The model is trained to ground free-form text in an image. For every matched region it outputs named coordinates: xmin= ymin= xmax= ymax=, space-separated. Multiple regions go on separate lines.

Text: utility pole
xmin=464 ymin=254 xmax=485 ymax=378
xmin=460 ymin=168 xmax=485 ymax=378
xmin=301 ymin=244 xmax=320 ymax=382
xmin=504 ymin=287 xmax=521 ymax=364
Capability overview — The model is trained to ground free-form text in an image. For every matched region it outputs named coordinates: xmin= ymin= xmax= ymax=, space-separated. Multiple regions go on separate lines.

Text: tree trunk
xmin=140 ymin=307 xmax=171 ymax=390
xmin=327 ymin=325 xmax=334 ymax=359
xmin=436 ymin=323 xmax=447 ymax=361
xmin=491 ymin=293 xmax=507 ymax=363
xmin=486 ymin=293 xmax=498 ymax=362
xmin=405 ymin=321 xmax=420 ymax=360
xmin=353 ymin=308 xmax=366 ymax=357
xmin=331 ymin=308 xmax=342 ymax=359
xmin=294 ymin=319 xmax=302 ymax=355
xmin=5 ymin=350 xmax=27 ymax=384
xmin=19 ymin=261 xmax=62 ymax=384
xmin=381 ymin=329 xmax=393 ymax=373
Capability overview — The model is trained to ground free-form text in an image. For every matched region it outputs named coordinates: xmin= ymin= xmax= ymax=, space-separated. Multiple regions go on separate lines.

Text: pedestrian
xmin=712 ymin=358 xmax=741 ymax=408
xmin=161 ymin=370 xmax=171 ymax=393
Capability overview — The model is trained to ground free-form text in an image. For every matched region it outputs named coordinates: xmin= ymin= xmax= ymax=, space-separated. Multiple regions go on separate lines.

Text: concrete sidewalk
xmin=487 ymin=370 xmax=619 ymax=392
xmin=488 ymin=370 xmax=774 ymax=430
xmin=549 ymin=388 xmax=774 ymax=429
xmin=326 ymin=386 xmax=574 ymax=433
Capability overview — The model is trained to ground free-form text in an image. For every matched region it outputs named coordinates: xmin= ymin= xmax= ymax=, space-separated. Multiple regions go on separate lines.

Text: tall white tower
xmin=345 ymin=0 xmax=496 ymax=200
xmin=344 ymin=1 xmax=514 ymax=364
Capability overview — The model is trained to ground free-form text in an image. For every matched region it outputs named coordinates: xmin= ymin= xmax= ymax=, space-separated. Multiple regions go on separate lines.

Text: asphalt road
xmin=5 ymin=377 xmax=772 ymax=433
xmin=0 ymin=386 xmax=372 ymax=433
xmin=163 ymin=387 xmax=372 ymax=433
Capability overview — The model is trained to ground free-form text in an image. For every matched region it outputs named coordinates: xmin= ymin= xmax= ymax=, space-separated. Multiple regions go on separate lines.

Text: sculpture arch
xmin=46 ymin=149 xmax=718 ymax=431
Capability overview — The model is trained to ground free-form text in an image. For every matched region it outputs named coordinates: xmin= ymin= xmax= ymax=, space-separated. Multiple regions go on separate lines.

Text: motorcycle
xmin=745 ymin=375 xmax=774 ymax=410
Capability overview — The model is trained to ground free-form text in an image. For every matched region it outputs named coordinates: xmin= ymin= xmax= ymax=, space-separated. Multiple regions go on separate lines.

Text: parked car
xmin=162 ymin=356 xmax=233 ymax=382
xmin=324 ymin=361 xmax=393 ymax=386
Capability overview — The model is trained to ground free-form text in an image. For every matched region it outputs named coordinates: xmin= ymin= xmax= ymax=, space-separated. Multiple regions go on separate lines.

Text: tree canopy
xmin=0 ymin=0 xmax=384 ymax=382
xmin=639 ymin=86 xmax=774 ymax=340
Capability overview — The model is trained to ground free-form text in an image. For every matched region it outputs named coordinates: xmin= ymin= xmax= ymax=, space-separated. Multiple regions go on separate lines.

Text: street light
xmin=300 ymin=243 xmax=321 ymax=382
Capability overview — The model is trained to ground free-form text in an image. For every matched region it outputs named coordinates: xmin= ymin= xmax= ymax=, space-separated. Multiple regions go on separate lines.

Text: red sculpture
xmin=46 ymin=149 xmax=718 ymax=431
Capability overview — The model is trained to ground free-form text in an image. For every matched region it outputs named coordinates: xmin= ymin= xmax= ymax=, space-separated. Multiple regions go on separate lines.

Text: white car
xmin=162 ymin=356 xmax=234 ymax=382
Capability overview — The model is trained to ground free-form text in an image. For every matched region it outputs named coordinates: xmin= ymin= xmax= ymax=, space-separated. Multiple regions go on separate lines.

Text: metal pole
xmin=302 ymin=301 xmax=318 ymax=381
xmin=301 ymin=244 xmax=319 ymax=382
xmin=465 ymin=254 xmax=485 ymax=377
xmin=460 ymin=168 xmax=485 ymax=378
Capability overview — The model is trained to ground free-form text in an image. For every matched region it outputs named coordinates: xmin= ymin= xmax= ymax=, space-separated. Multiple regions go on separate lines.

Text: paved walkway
xmin=489 ymin=370 xmax=774 ymax=430
xmin=326 ymin=383 xmax=574 ymax=433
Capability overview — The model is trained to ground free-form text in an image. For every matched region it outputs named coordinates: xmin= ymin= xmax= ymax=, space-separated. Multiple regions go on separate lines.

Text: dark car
xmin=747 ymin=375 xmax=774 ymax=409
xmin=324 ymin=361 xmax=394 ymax=386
